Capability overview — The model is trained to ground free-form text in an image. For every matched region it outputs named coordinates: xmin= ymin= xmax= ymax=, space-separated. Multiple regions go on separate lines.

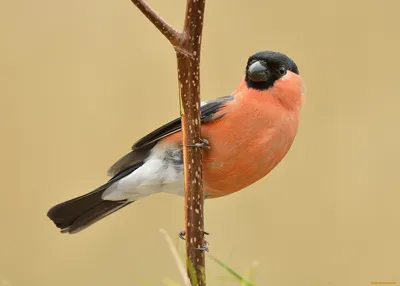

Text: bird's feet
xmin=179 ymin=230 xmax=210 ymax=252
xmin=179 ymin=230 xmax=210 ymax=239
xmin=194 ymin=241 xmax=209 ymax=252
xmin=182 ymin=138 xmax=210 ymax=150
xmin=179 ymin=230 xmax=186 ymax=240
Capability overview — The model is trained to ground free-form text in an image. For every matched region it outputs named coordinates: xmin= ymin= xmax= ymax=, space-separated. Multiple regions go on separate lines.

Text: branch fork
xmin=131 ymin=0 xmax=197 ymax=58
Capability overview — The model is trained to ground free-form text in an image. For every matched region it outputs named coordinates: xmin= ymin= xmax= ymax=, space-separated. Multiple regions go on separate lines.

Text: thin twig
xmin=130 ymin=0 xmax=181 ymax=45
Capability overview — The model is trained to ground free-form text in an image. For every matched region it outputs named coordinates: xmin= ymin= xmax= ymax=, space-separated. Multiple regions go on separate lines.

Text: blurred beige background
xmin=1 ymin=0 xmax=399 ymax=285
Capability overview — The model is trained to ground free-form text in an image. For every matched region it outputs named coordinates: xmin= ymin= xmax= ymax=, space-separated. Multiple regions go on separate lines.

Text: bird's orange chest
xmin=201 ymin=95 xmax=299 ymax=198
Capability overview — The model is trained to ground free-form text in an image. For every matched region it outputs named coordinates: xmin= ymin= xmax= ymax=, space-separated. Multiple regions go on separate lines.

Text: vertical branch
xmin=130 ymin=0 xmax=207 ymax=285
xmin=178 ymin=1 xmax=206 ymax=284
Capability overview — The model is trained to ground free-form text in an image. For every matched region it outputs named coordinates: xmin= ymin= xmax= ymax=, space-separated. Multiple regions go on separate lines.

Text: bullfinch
xmin=47 ymin=50 xmax=305 ymax=234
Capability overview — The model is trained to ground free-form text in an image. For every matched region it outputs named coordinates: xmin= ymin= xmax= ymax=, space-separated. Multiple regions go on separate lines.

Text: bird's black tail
xmin=47 ymin=163 xmax=142 ymax=234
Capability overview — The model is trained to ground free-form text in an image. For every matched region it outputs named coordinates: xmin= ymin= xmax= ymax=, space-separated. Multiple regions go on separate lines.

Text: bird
xmin=47 ymin=50 xmax=305 ymax=234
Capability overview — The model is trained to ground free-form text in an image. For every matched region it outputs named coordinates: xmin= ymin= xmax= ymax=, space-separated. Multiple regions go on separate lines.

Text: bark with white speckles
xmin=130 ymin=1 xmax=206 ymax=285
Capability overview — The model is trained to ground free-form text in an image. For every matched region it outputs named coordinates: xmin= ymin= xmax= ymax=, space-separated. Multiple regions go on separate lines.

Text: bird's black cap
xmin=245 ymin=51 xmax=299 ymax=90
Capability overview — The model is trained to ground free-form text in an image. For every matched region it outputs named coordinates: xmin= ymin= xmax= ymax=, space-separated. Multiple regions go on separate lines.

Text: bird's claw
xmin=178 ymin=230 xmax=210 ymax=240
xmin=182 ymin=138 xmax=210 ymax=150
xmin=179 ymin=230 xmax=210 ymax=252
xmin=194 ymin=241 xmax=209 ymax=252
xmin=179 ymin=230 xmax=186 ymax=240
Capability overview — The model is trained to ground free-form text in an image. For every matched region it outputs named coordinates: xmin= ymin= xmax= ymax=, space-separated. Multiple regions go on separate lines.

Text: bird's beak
xmin=248 ymin=61 xmax=269 ymax=82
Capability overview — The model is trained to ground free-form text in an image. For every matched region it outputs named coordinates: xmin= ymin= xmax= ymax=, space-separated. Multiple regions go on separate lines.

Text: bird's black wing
xmin=47 ymin=95 xmax=234 ymax=234
xmin=107 ymin=95 xmax=234 ymax=177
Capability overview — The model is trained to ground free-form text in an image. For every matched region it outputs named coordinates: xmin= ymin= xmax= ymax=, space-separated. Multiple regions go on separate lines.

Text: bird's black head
xmin=245 ymin=51 xmax=299 ymax=91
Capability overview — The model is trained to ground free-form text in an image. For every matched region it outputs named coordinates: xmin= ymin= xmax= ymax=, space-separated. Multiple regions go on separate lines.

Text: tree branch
xmin=178 ymin=0 xmax=206 ymax=284
xmin=131 ymin=0 xmax=181 ymax=46
xmin=130 ymin=0 xmax=207 ymax=285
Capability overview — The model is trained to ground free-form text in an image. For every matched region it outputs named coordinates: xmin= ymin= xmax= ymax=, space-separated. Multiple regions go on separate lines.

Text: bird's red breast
xmin=163 ymin=71 xmax=305 ymax=198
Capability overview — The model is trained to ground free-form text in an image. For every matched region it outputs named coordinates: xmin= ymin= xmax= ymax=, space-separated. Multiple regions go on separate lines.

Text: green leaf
xmin=187 ymin=257 xmax=199 ymax=286
xmin=208 ymin=255 xmax=255 ymax=286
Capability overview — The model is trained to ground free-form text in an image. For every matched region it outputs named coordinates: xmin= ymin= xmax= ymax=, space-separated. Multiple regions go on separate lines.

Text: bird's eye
xmin=277 ymin=66 xmax=287 ymax=76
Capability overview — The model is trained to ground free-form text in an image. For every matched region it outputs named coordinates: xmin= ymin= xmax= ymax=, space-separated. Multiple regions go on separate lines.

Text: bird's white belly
xmin=102 ymin=144 xmax=185 ymax=201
